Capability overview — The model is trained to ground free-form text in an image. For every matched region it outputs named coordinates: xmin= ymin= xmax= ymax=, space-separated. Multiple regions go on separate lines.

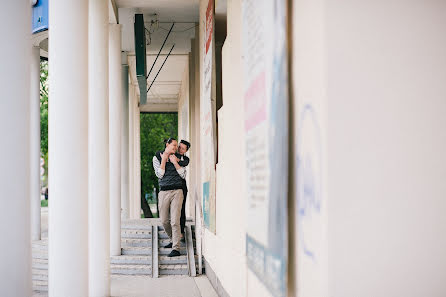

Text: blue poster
xmin=203 ymin=181 xmax=210 ymax=229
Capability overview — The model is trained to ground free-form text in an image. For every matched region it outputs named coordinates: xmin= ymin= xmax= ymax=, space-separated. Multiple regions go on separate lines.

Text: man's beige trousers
xmin=159 ymin=189 xmax=184 ymax=250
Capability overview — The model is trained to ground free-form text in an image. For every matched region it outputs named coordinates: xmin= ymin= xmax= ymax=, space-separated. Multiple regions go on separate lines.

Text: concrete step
xmin=32 ymin=240 xmax=48 ymax=251
xmin=32 ymin=269 xmax=48 ymax=281
xmin=33 ymin=280 xmax=48 ymax=292
xmin=32 ymin=258 xmax=48 ymax=270
xmin=157 ymin=231 xmax=190 ymax=241
xmin=32 ymin=274 xmax=48 ymax=281
xmin=32 ymin=251 xmax=48 ymax=260
xmin=121 ymin=219 xmax=157 ymax=230
xmin=158 ymin=239 xmax=187 ymax=250
xmin=111 ymin=264 xmax=152 ymax=275
xmin=159 ymin=238 xmax=171 ymax=246
xmin=111 ymin=255 xmax=151 ymax=265
xmin=122 ymin=238 xmax=152 ymax=247
xmin=158 ymin=231 xmax=169 ymax=239
xmin=157 ymin=223 xmax=193 ymax=230
xmin=159 ymin=264 xmax=188 ymax=275
xmin=121 ymin=229 xmax=152 ymax=239
xmin=159 ymin=247 xmax=187 ymax=255
xmin=121 ymin=225 xmax=152 ymax=231
xmin=159 ymin=255 xmax=187 ymax=265
xmin=121 ymin=247 xmax=152 ymax=256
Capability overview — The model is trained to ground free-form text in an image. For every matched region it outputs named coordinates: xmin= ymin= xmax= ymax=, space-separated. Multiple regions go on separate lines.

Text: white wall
xmin=292 ymin=0 xmax=446 ymax=296
xmin=198 ymin=0 xmax=248 ymax=296
xmin=178 ymin=61 xmax=191 ymax=216
xmin=178 ymin=63 xmax=190 ymax=144
xmin=291 ymin=0 xmax=328 ymax=296
xmin=193 ymin=1 xmax=446 ymax=296
xmin=188 ymin=49 xmax=197 ymax=222
xmin=327 ymin=1 xmax=446 ymax=296
xmin=190 ymin=29 xmax=204 ymax=273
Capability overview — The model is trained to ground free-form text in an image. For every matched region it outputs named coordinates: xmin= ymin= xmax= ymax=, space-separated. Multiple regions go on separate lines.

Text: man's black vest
xmin=155 ymin=151 xmax=184 ymax=191
xmin=178 ymin=155 xmax=190 ymax=192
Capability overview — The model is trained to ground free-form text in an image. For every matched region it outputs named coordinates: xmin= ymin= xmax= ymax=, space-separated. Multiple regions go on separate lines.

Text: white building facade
xmin=1 ymin=0 xmax=446 ymax=297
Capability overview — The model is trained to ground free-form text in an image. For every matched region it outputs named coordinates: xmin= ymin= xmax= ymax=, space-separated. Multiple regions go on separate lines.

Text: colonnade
xmin=1 ymin=1 xmax=142 ymax=296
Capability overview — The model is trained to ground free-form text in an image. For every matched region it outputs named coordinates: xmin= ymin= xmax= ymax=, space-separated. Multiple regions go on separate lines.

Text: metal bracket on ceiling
xmin=147 ymin=44 xmax=175 ymax=94
xmin=146 ymin=23 xmax=175 ymax=80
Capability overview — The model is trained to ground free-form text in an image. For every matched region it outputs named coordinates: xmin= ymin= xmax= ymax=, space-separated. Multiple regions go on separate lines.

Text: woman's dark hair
xmin=164 ymin=137 xmax=177 ymax=145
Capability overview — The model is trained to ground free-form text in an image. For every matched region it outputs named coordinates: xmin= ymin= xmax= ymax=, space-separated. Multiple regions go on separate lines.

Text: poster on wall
xmin=200 ymin=0 xmax=216 ymax=233
xmin=243 ymin=0 xmax=289 ymax=296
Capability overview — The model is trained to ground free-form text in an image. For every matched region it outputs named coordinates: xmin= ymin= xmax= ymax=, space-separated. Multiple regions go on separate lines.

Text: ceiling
xmin=128 ymin=54 xmax=189 ymax=112
xmin=116 ymin=0 xmax=199 ymax=22
xmin=116 ymin=0 xmax=199 ymax=112
xmin=34 ymin=0 xmax=224 ymax=113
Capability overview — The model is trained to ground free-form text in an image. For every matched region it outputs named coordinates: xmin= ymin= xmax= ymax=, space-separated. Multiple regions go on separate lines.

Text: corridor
xmin=2 ymin=0 xmax=446 ymax=297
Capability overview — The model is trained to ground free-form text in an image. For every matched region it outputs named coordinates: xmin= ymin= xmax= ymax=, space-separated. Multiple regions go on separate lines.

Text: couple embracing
xmin=152 ymin=138 xmax=190 ymax=257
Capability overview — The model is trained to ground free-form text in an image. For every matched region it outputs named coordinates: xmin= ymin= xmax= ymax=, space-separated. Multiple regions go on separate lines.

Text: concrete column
xmin=129 ymin=95 xmax=140 ymax=219
xmin=48 ymin=0 xmax=89 ymax=295
xmin=192 ymin=28 xmax=203 ymax=274
xmin=121 ymin=63 xmax=130 ymax=221
xmin=109 ymin=24 xmax=123 ymax=256
xmin=30 ymin=46 xmax=41 ymax=241
xmin=0 ymin=2 xmax=31 ymax=296
xmin=88 ymin=0 xmax=110 ymax=295
xmin=131 ymin=100 xmax=135 ymax=218
xmin=134 ymin=105 xmax=141 ymax=219
xmin=128 ymin=86 xmax=135 ymax=219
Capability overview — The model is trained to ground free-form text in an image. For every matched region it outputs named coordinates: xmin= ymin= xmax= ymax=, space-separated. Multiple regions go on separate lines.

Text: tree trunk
xmin=141 ymin=193 xmax=153 ymax=218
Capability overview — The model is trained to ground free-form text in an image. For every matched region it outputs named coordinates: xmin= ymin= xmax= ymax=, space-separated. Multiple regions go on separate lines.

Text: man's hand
xmin=169 ymin=154 xmax=182 ymax=170
xmin=161 ymin=152 xmax=169 ymax=161
xmin=169 ymin=154 xmax=179 ymax=164
xmin=160 ymin=152 xmax=169 ymax=172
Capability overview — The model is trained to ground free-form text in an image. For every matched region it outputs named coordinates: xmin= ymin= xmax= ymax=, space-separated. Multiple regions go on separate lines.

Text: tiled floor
xmin=111 ymin=275 xmax=218 ymax=297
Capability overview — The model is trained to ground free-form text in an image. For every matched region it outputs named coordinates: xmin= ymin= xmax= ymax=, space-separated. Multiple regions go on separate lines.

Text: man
xmin=152 ymin=138 xmax=186 ymax=257
xmin=177 ymin=140 xmax=191 ymax=241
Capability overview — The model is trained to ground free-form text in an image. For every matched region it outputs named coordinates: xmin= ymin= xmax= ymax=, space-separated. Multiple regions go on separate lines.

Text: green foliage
xmin=140 ymin=113 xmax=178 ymax=197
xmin=41 ymin=199 xmax=48 ymax=208
xmin=40 ymin=61 xmax=49 ymax=186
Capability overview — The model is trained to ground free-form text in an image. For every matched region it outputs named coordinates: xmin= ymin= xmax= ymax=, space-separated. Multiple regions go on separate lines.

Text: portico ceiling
xmin=116 ymin=0 xmax=199 ymax=23
xmin=128 ymin=54 xmax=189 ymax=112
xmin=116 ymin=0 xmax=198 ymax=112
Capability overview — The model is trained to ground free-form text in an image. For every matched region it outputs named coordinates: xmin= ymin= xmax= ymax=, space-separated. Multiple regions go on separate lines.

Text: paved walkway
xmin=111 ymin=275 xmax=218 ymax=297
xmin=34 ymin=207 xmax=218 ymax=297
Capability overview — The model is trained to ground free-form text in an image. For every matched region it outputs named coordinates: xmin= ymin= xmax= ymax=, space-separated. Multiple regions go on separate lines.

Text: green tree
xmin=140 ymin=113 xmax=178 ymax=198
xmin=40 ymin=60 xmax=49 ymax=186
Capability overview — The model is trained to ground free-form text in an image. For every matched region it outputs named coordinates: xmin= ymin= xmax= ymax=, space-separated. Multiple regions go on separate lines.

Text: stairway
xmin=158 ymin=226 xmax=189 ymax=275
xmin=111 ymin=220 xmax=153 ymax=276
xmin=32 ymin=218 xmax=199 ymax=293
xmin=112 ymin=219 xmax=198 ymax=277
xmin=32 ymin=239 xmax=48 ymax=293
